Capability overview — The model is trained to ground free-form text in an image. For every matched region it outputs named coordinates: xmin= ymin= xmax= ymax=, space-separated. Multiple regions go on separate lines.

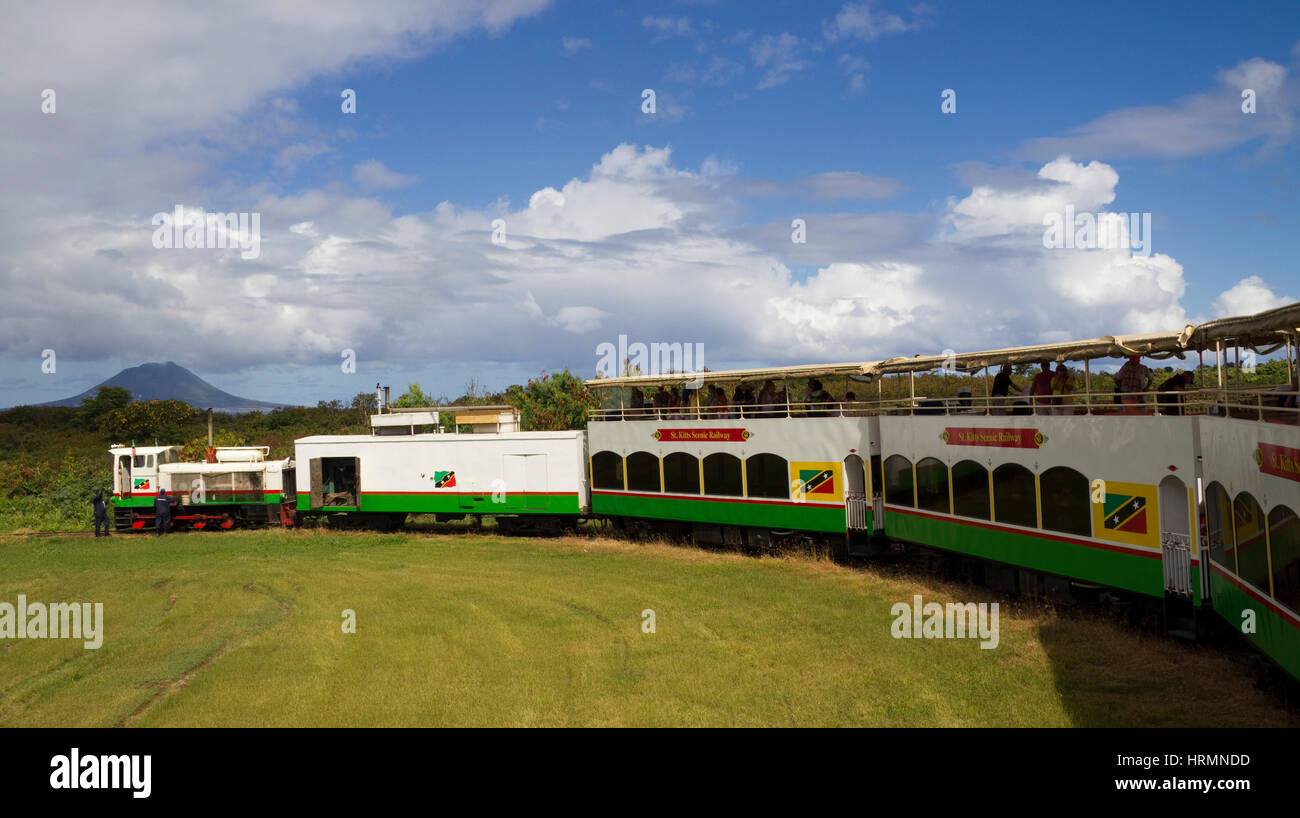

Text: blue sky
xmin=1 ymin=0 xmax=1297 ymax=407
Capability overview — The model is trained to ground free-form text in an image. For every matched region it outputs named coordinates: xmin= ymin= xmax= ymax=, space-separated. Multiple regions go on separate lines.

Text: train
xmin=108 ymin=302 xmax=1300 ymax=681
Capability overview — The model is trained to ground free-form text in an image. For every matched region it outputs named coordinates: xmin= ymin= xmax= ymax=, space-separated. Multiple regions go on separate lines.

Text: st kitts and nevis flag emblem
xmin=434 ymin=471 xmax=456 ymax=489
xmin=790 ymin=462 xmax=843 ymax=503
xmin=1091 ymin=481 xmax=1158 ymax=549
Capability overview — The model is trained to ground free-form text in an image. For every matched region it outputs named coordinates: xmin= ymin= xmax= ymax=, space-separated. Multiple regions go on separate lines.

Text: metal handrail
xmin=591 ymin=387 xmax=1299 ymax=423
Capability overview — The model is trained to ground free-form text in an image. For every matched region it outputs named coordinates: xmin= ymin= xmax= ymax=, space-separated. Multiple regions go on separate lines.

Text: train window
xmin=133 ymin=455 xmax=148 ymax=468
xmin=591 ymin=451 xmax=624 ymax=490
xmin=993 ymin=463 xmax=1037 ymax=529
xmin=883 ymin=455 xmax=914 ymax=508
xmin=1205 ymin=482 xmax=1232 ymax=569
xmin=915 ymin=457 xmax=949 ymax=514
xmin=951 ymin=460 xmax=990 ymax=520
xmin=1039 ymin=466 xmax=1091 ymax=537
xmin=1233 ymin=492 xmax=1270 ymax=592
xmin=703 ymin=453 xmax=743 ymax=497
xmin=1268 ymin=505 xmax=1300 ymax=613
xmin=746 ymin=453 xmax=789 ymax=499
xmin=626 ymin=452 xmax=661 ymax=492
xmin=662 ymin=453 xmax=701 ymax=495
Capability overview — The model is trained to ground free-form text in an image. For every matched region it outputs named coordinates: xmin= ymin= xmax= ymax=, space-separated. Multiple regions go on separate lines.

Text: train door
xmin=310 ymin=457 xmax=360 ymax=507
xmin=503 ymin=454 xmax=548 ymax=511
xmin=843 ymin=454 xmax=868 ymax=530
xmin=117 ymin=455 xmax=132 ymax=498
xmin=1159 ymin=475 xmax=1192 ymax=597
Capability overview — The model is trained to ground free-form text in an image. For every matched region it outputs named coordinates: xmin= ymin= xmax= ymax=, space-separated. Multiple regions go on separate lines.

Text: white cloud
xmin=642 ymin=16 xmax=693 ymax=39
xmin=1211 ymin=276 xmax=1296 ymax=318
xmin=561 ymin=36 xmax=591 ymax=55
xmin=750 ymin=33 xmax=811 ymax=89
xmin=353 ymin=159 xmax=416 ymax=190
xmin=823 ymin=2 xmax=928 ymax=42
xmin=1018 ymin=57 xmax=1297 ymax=160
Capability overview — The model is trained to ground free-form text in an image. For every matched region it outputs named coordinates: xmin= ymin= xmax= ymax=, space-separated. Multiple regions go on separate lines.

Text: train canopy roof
xmin=584 ymin=302 xmax=1299 ymax=389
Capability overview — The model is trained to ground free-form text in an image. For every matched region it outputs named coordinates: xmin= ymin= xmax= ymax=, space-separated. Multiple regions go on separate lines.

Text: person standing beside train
xmin=92 ymin=488 xmax=111 ymax=537
xmin=153 ymin=488 xmax=174 ymax=536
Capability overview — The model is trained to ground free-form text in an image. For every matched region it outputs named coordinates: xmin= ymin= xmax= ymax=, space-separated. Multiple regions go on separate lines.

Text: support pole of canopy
xmin=909 ymin=370 xmax=915 ymax=415
xmin=1084 ymin=359 xmax=1091 ymax=414
xmin=1216 ymin=340 xmax=1223 ymax=388
xmin=983 ymin=366 xmax=991 ymax=415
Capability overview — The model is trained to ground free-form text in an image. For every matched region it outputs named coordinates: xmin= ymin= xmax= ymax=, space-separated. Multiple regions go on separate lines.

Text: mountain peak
xmin=34 ymin=362 xmax=290 ymax=412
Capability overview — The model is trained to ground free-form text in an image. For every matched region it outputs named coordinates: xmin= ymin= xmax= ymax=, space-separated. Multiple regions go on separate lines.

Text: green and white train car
xmin=293 ymin=407 xmax=588 ymax=530
xmin=584 ymin=302 xmax=1300 ymax=680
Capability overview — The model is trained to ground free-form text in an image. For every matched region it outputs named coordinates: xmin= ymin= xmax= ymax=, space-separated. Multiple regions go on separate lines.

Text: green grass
xmin=0 ymin=528 xmax=1293 ymax=727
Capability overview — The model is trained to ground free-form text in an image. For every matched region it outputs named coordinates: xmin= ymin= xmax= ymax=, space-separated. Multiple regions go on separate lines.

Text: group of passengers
xmin=987 ymin=356 xmax=1199 ymax=415
xmin=618 ymin=379 xmax=864 ymax=419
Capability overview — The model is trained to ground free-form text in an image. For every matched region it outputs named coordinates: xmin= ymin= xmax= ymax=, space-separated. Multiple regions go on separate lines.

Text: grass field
xmin=0 ymin=527 xmax=1294 ymax=727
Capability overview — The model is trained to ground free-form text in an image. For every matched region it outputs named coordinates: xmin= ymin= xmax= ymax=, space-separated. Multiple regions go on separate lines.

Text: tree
xmin=392 ymin=383 xmax=435 ymax=408
xmin=350 ymin=391 xmax=378 ymax=423
xmin=99 ymin=399 xmax=200 ymax=442
xmin=77 ymin=386 xmax=132 ymax=429
xmin=507 ymin=369 xmax=600 ymax=431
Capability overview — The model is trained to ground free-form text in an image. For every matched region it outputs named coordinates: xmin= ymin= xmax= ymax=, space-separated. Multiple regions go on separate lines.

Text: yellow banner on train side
xmin=789 ymin=461 xmax=843 ymax=504
xmin=1091 ymin=480 xmax=1159 ymax=550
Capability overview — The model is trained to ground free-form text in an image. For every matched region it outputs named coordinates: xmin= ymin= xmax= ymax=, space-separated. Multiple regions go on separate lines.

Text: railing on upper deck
xmin=590 ymin=387 xmax=1300 ymax=424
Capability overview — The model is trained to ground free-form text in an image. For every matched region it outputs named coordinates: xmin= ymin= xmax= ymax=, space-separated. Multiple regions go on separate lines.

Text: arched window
xmin=591 ymin=451 xmax=623 ymax=490
xmin=625 ymin=452 xmax=661 ymax=493
xmin=1234 ymin=492 xmax=1270 ymax=591
xmin=1205 ymin=482 xmax=1232 ymax=568
xmin=662 ymin=452 xmax=700 ymax=495
xmin=993 ymin=463 xmax=1036 ymax=528
xmin=951 ymin=460 xmax=990 ymax=520
xmin=1268 ymin=505 xmax=1300 ymax=614
xmin=883 ymin=455 xmax=914 ymax=508
xmin=746 ymin=453 xmax=789 ymax=499
xmin=1039 ymin=466 xmax=1091 ymax=536
xmin=915 ymin=457 xmax=949 ymax=514
xmin=702 ymin=453 xmax=743 ymax=497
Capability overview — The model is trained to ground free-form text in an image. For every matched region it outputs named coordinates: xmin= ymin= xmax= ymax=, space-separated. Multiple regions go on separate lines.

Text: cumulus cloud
xmin=1212 ymin=276 xmax=1296 ymax=318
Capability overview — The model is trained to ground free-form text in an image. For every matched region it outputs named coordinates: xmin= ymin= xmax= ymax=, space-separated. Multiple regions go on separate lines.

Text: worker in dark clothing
xmin=93 ymin=488 xmax=111 ymax=537
xmin=153 ymin=488 xmax=174 ymax=536
xmin=991 ymin=364 xmax=1018 ymax=414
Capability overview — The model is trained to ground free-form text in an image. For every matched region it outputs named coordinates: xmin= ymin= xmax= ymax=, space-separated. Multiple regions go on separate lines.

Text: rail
xmin=590 ymin=387 xmax=1300 ymax=424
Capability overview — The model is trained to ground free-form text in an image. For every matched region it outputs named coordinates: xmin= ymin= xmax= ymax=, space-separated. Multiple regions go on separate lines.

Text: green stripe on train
xmin=296 ymin=492 xmax=582 ymax=516
xmin=1208 ymin=569 xmax=1300 ymax=681
xmin=592 ymin=492 xmax=849 ymax=533
xmin=884 ymin=510 xmax=1165 ymax=598
xmin=114 ymin=495 xmax=282 ymax=507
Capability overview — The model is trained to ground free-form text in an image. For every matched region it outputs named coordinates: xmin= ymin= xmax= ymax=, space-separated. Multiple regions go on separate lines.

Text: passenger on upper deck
xmin=1051 ymin=363 xmax=1076 ymax=415
xmin=627 ymin=387 xmax=646 ymax=420
xmin=1156 ymin=370 xmax=1194 ymax=415
xmin=712 ymin=385 xmax=731 ymax=418
xmin=757 ymin=379 xmax=780 ymax=417
xmin=1115 ymin=356 xmax=1154 ymax=413
xmin=1030 ymin=362 xmax=1055 ymax=414
xmin=806 ymin=379 xmax=834 ymax=417
xmin=732 ymin=383 xmax=755 ymax=418
xmin=991 ymin=364 xmax=1018 ymax=415
xmin=666 ymin=388 xmax=683 ymax=419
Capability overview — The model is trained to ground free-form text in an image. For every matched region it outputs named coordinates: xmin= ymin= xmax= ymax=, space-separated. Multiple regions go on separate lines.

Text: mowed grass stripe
xmin=0 ymin=530 xmax=1292 ymax=727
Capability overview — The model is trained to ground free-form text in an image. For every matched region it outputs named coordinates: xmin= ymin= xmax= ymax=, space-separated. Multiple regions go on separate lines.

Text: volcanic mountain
xmin=37 ymin=362 xmax=290 ymax=412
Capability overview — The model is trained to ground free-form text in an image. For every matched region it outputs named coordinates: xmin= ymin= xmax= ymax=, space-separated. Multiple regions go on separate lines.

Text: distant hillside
xmin=35 ymin=362 xmax=291 ymax=413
